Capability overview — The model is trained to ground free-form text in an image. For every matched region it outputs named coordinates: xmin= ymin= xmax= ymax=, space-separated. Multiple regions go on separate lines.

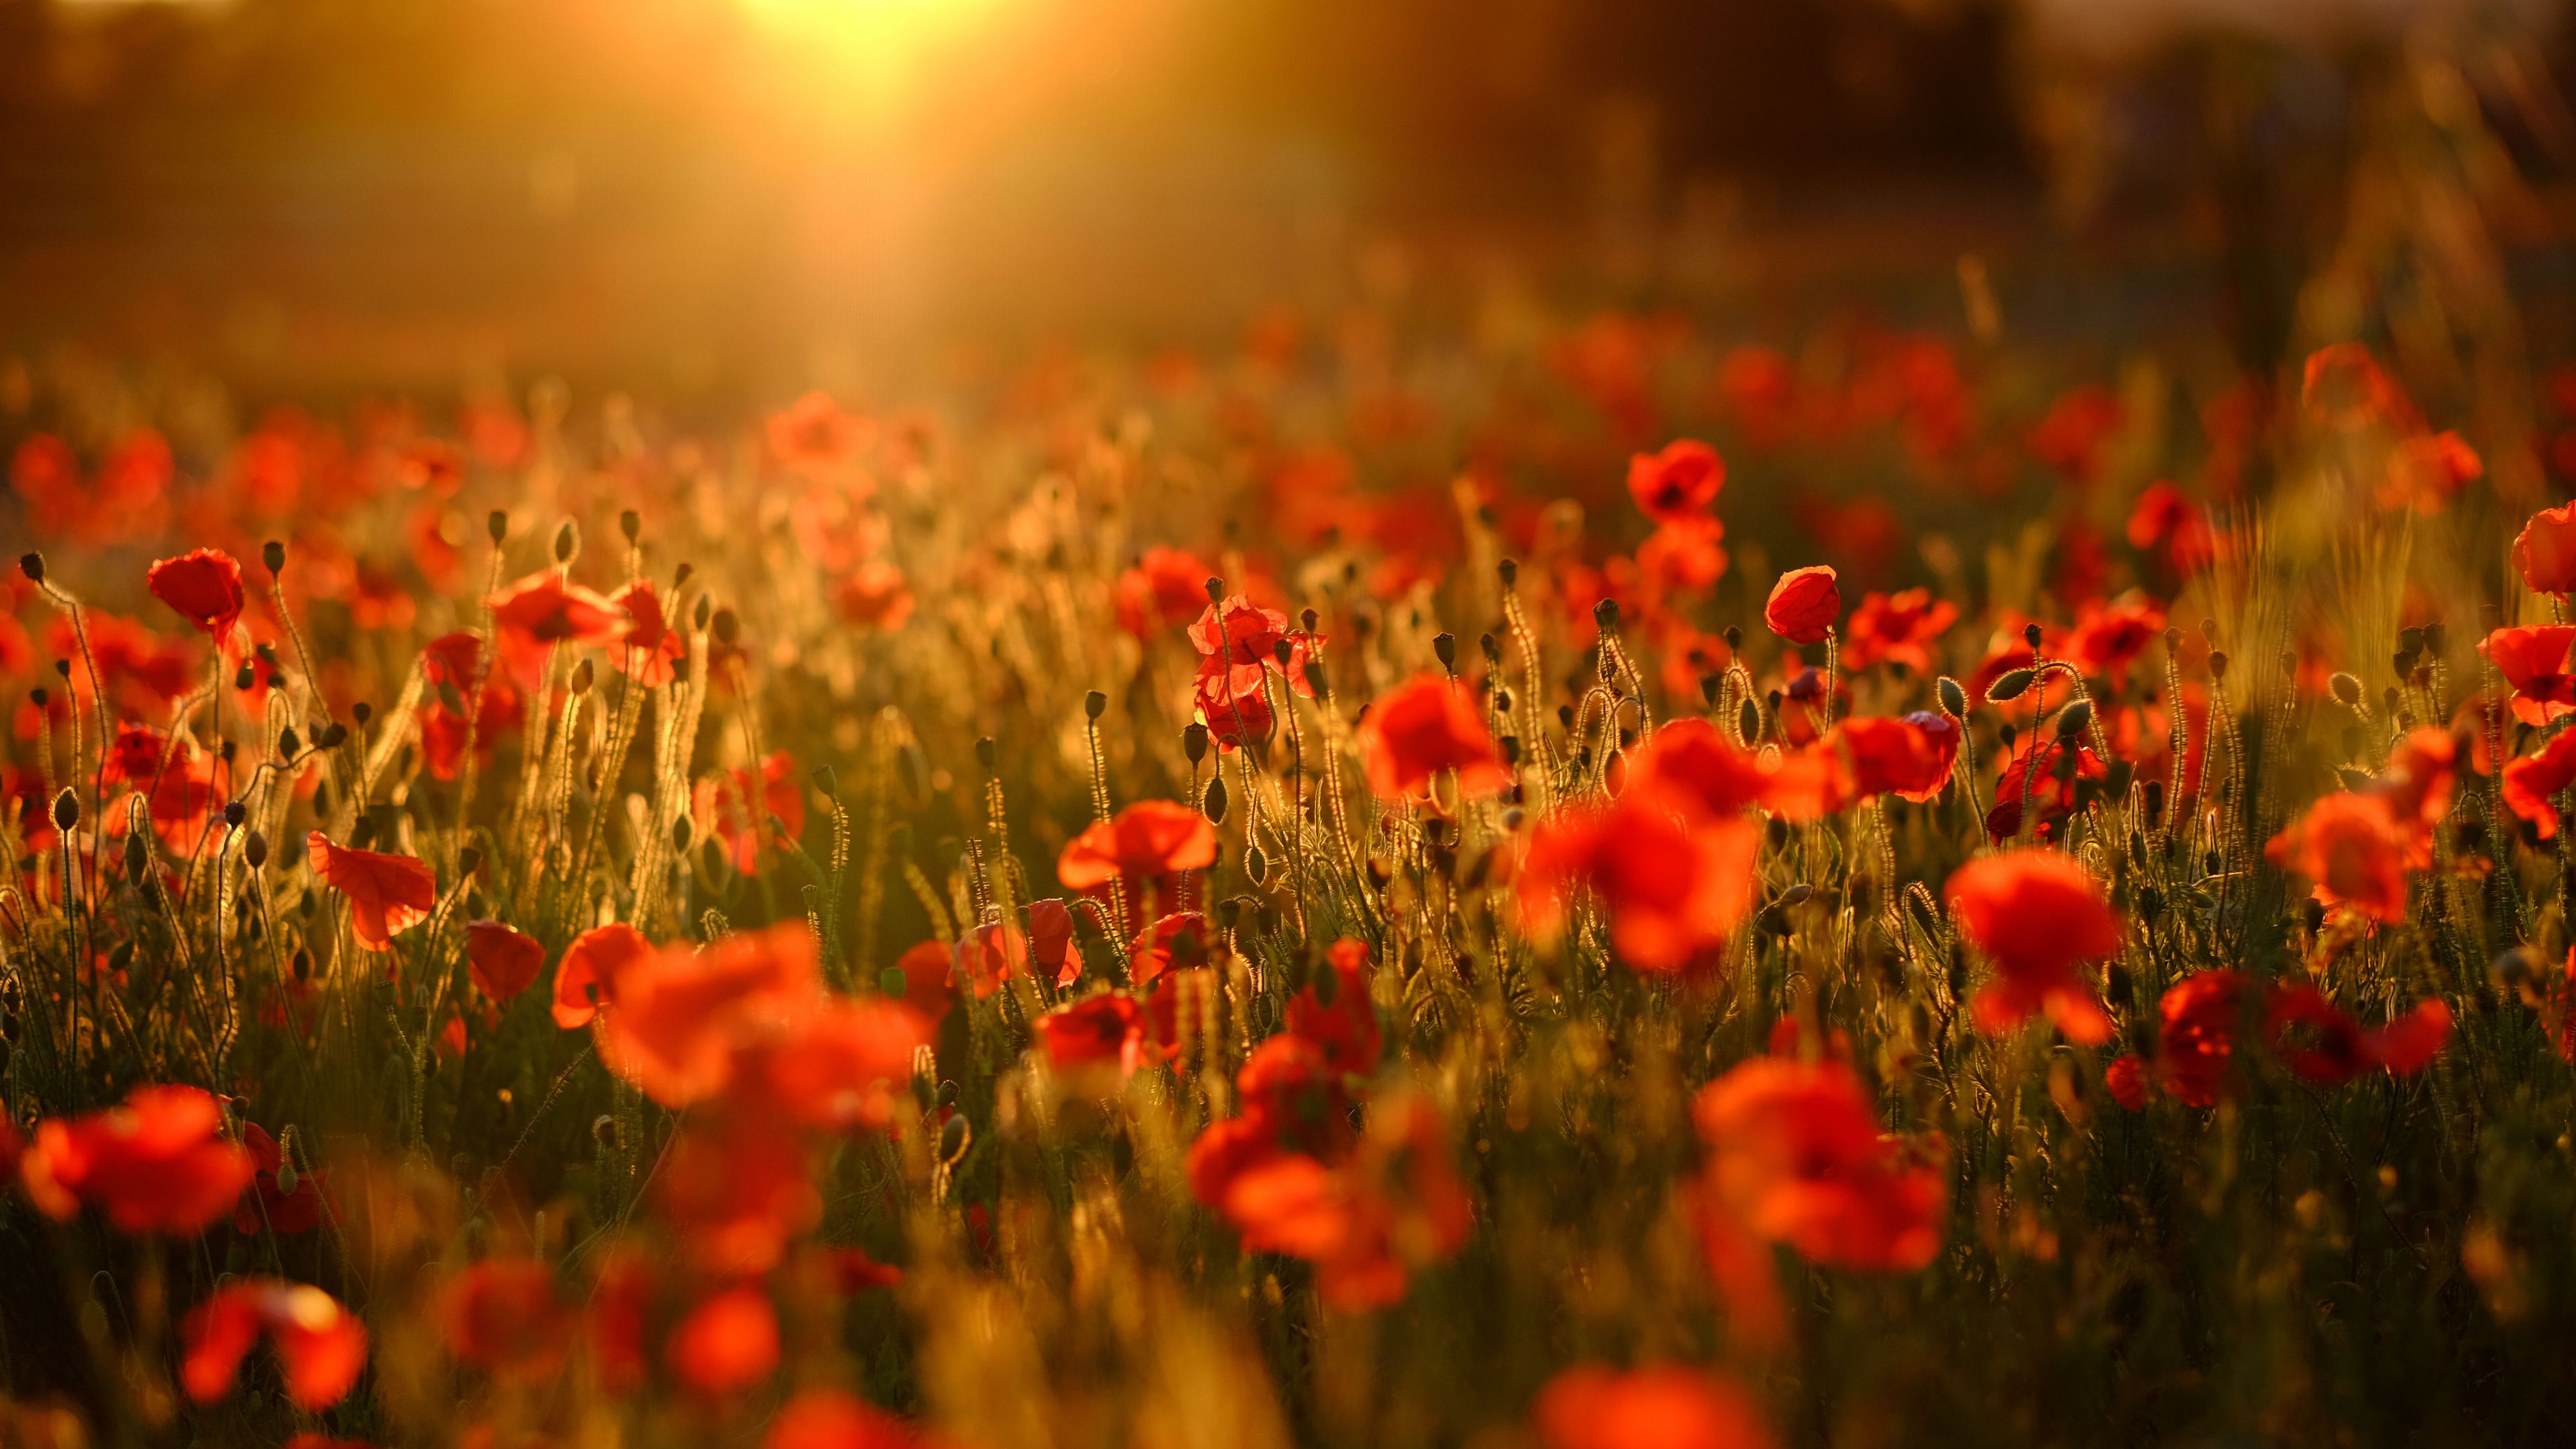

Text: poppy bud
xmin=1479 ymin=633 xmax=1502 ymax=666
xmin=49 ymin=788 xmax=78 ymax=833
xmin=1303 ymin=661 xmax=1328 ymax=698
xmin=244 ymin=830 xmax=268 ymax=869
xmin=262 ymin=539 xmax=286 ymax=575
xmin=123 ymin=828 xmax=148 ymax=881
xmin=1203 ymin=775 xmax=1229 ymax=824
xmin=28 ymin=688 xmax=44 ymax=708
xmin=1699 ymin=673 xmax=1721 ymax=706
xmin=937 ymin=1113 xmax=971 ymax=1165
xmin=1274 ymin=638 xmax=1295 ymax=667
xmin=1302 ymin=608 xmax=1320 ymax=634
xmin=2392 ymin=651 xmax=2416 ymax=680
xmin=1937 ymin=676 xmax=1968 ymax=718
xmin=2422 ymin=622 xmax=2447 ymax=653
xmin=1183 ymin=722 xmax=1208 ymax=764
xmin=2023 ymin=623 xmax=2043 ymax=649
xmin=17 ymin=553 xmax=42 ymax=584
xmin=1244 ymin=845 xmax=1269 ymax=885
xmin=2135 ymin=884 xmax=2162 ymax=920
xmin=1739 ymin=698 xmax=1760 ymax=741
xmin=674 ymin=562 xmax=694 ymax=590
xmin=975 ymin=737 xmax=997 ymax=771
xmin=570 ymin=659 xmax=595 ymax=694
xmin=222 ymin=798 xmax=246 ymax=828
xmin=52 ymin=659 xmax=68 ymax=680
xmin=318 ymin=722 xmax=348 ymax=749
xmin=1204 ymin=576 xmax=1225 ymax=603
xmin=672 ymin=814 xmax=694 ymax=853
xmin=2199 ymin=617 xmax=2220 ymax=646
xmin=278 ymin=727 xmax=301 ymax=758
xmin=1987 ymin=668 xmax=2037 ymax=703
xmin=235 ymin=663 xmax=256 ymax=690
xmin=1084 ymin=690 xmax=1107 ymax=721
xmin=619 ymin=508 xmax=641 ymax=544
xmin=2202 ymin=849 xmax=2223 ymax=875
xmin=1593 ymin=598 xmax=1620 ymax=631
xmin=712 ymin=608 xmax=738 ymax=645
xmin=553 ymin=519 xmax=579 ymax=564
xmin=2398 ymin=626 xmax=2424 ymax=655
xmin=487 ymin=509 xmax=509 ymax=545
xmin=1499 ymin=735 xmax=1521 ymax=766
xmin=592 ymin=1115 xmax=621 ymax=1151
xmin=1765 ymin=816 xmax=1790 ymax=850
xmin=2054 ymin=700 xmax=2092 ymax=741
xmin=2103 ymin=759 xmax=2133 ymax=799
xmin=1497 ymin=557 xmax=1519 ymax=588
xmin=353 ymin=701 xmax=374 ymax=727
xmin=2208 ymin=651 xmax=2229 ymax=681
xmin=1494 ymin=688 xmax=1513 ymax=712
xmin=2143 ymin=778 xmax=2165 ymax=828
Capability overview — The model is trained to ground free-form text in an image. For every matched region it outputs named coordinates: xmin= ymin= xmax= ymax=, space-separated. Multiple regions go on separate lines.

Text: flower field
xmin=7 ymin=272 xmax=2576 ymax=1449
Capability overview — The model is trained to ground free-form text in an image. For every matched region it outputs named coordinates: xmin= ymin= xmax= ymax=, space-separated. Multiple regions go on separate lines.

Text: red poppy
xmin=608 ymin=580 xmax=690 ymax=684
xmin=765 ymin=1390 xmax=931 ymax=1449
xmin=2127 ymin=481 xmax=2218 ymax=572
xmin=2515 ymin=501 xmax=2576 ymax=596
xmin=2264 ymin=793 xmax=2412 ymax=921
xmin=1763 ymin=566 xmax=1840 ymax=645
xmin=892 ymin=938 xmax=957 ymax=1024
xmin=2367 ymin=727 xmax=2458 ymax=854
xmin=1234 ymin=1034 xmax=1358 ymax=1161
xmin=1692 ymin=1057 xmax=1943 ymax=1271
xmin=1189 ymin=594 xmax=1293 ymax=671
xmin=694 ymin=751 xmax=806 ymax=875
xmin=1633 ymin=718 xmax=1831 ymax=822
xmin=666 ymin=1284 xmax=780 ymax=1395
xmin=824 ymin=1245 xmax=906 ymax=1294
xmin=835 ymin=561 xmax=915 ymax=631
xmin=654 ymin=1112 xmax=821 ymax=1275
xmin=486 ymin=571 xmax=627 ymax=650
xmin=2478 ymin=625 xmax=2576 ymax=727
xmin=1056 ymin=800 xmax=1217 ymax=890
xmin=1356 ymin=674 xmax=1510 ymax=800
xmin=1829 ymin=715 xmax=1952 ymax=805
xmin=743 ymin=998 xmax=926 ymax=1134
xmin=307 ymin=833 xmax=438 ymax=950
xmin=466 ymin=920 xmax=545 ymax=1001
xmin=553 ymin=921 xmax=653 ymax=1028
xmin=1517 ymin=790 xmax=1759 ymax=971
xmin=2265 ymin=987 xmax=2452 ymax=1087
xmin=1636 ymin=517 xmax=1729 ymax=596
xmin=2503 ymin=729 xmax=2576 ymax=841
xmin=146 ymin=548 xmax=248 ymax=641
xmin=1984 ymin=738 xmax=2107 ymax=845
xmin=1534 ymin=1364 xmax=1778 ymax=1449
xmin=1116 ymin=547 xmax=1218 ymax=639
xmin=1285 ymin=938 xmax=1381 ymax=1075
xmin=953 ymin=920 xmax=1027 ymax=1000
xmin=2302 ymin=342 xmax=2421 ymax=432
xmin=768 ymin=392 xmax=875 ymax=473
xmin=1195 ymin=663 xmax=1279 ymax=750
xmin=2027 ymin=384 xmax=2125 ymax=484
xmin=585 ymin=1246 xmax=651 ymax=1395
xmin=2066 ymin=598 xmax=2166 ymax=685
xmin=180 ymin=1279 xmax=367 ymax=1411
xmin=1838 ymin=589 xmax=1956 ymax=673
xmin=19 ymin=1084 xmax=255 ymax=1233
xmin=437 ymin=1260 xmax=572 ymax=1380
xmin=1626 ymin=439 xmax=1726 ymax=524
xmin=595 ymin=925 xmax=822 ymax=1106
xmin=1945 ymin=850 xmax=2121 ymax=1045
xmin=1028 ymin=898 xmax=1076 ymax=985
xmin=2378 ymin=431 xmax=2481 ymax=513
xmin=235 ymin=1122 xmax=332 ymax=1234
xmin=1035 ymin=991 xmax=1146 ymax=1074
xmin=2102 ymin=1055 xmax=2149 ymax=1111
xmin=2155 ymin=969 xmax=2243 ymax=1108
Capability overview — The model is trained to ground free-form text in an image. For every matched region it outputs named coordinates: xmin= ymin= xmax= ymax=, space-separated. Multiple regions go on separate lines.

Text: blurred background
xmin=0 ymin=0 xmax=2571 ymax=403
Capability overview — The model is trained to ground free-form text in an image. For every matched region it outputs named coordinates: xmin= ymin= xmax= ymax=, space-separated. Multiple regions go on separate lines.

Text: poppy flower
xmin=553 ymin=921 xmax=653 ymax=1028
xmin=823 ymin=1245 xmax=906 ymax=1294
xmin=2265 ymin=987 xmax=2452 ymax=1087
xmin=2302 ymin=341 xmax=2421 ymax=431
xmin=2066 ymin=599 xmax=2166 ymax=685
xmin=1285 ymin=938 xmax=1381 ymax=1075
xmin=420 ymin=672 xmax=525 ymax=781
xmin=1194 ymin=664 xmax=1279 ymax=750
xmin=146 ymin=548 xmax=248 ymax=641
xmin=2367 ymin=727 xmax=2459 ymax=853
xmin=892 ymin=938 xmax=957 ymax=1024
xmin=1763 ymin=566 xmax=1840 ymax=645
xmin=235 ymin=1122 xmax=332 ymax=1234
xmin=2378 ymin=431 xmax=2481 ymax=513
xmin=1189 ymin=594 xmax=1293 ymax=671
xmin=835 ymin=561 xmax=915 ymax=631
xmin=1829 ymin=715 xmax=1951 ymax=805
xmin=2515 ymin=501 xmax=2576 ymax=596
xmin=19 ymin=1084 xmax=255 ymax=1233
xmin=694 ymin=751 xmax=806 ymax=876
xmin=2264 ymin=792 xmax=2412 ymax=921
xmin=1944 ymin=850 xmax=2121 ymax=1044
xmin=768 ymin=391 xmax=875 ymax=473
xmin=953 ymin=920 xmax=1026 ymax=999
xmin=307 ymin=833 xmax=438 ymax=950
xmin=466 ymin=920 xmax=545 ymax=1001
xmin=1636 ymin=517 xmax=1729 ymax=596
xmin=1056 ymin=800 xmax=1218 ymax=891
xmin=667 ymin=1284 xmax=780 ymax=1395
xmin=585 ymin=1246 xmax=651 ymax=1395
xmin=2102 ymin=1055 xmax=2149 ymax=1111
xmin=1534 ymin=1364 xmax=1778 ymax=1449
xmin=2478 ymin=625 xmax=2576 ymax=727
xmin=2127 ymin=481 xmax=2219 ymax=572
xmin=487 ymin=571 xmax=627 ymax=649
xmin=2154 ymin=970 xmax=2244 ymax=1108
xmin=1234 ymin=1034 xmax=1358 ymax=1161
xmin=594 ymin=925 xmax=822 ymax=1106
xmin=437 ymin=1260 xmax=573 ymax=1380
xmin=654 ymin=1113 xmax=822 ymax=1275
xmin=743 ymin=998 xmax=927 ymax=1133
xmin=1116 ymin=547 xmax=1218 ymax=639
xmin=1517 ymin=790 xmax=1759 ymax=971
xmin=1984 ymin=738 xmax=2107 ymax=845
xmin=608 ymin=580 xmax=691 ymax=684
xmin=1143 ymin=967 xmax=1219 ymax=1065
xmin=180 ymin=1279 xmax=368 ymax=1411
xmin=1692 ymin=1057 xmax=1943 ymax=1271
xmin=1035 ymin=991 xmax=1146 ymax=1074
xmin=1838 ymin=589 xmax=1956 ymax=673
xmin=766 ymin=1390 xmax=933 ymax=1449
xmin=1356 ymin=674 xmax=1510 ymax=800
xmin=2503 ymin=729 xmax=2576 ymax=841
xmin=1027 ymin=898 xmax=1077 ymax=985
xmin=1627 ymin=439 xmax=1726 ymax=523
xmin=2027 ymin=384 xmax=2125 ymax=484
xmin=1633 ymin=718 xmax=1831 ymax=821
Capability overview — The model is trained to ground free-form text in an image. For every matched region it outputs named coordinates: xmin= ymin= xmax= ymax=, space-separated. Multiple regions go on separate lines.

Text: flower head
xmin=1356 ymin=674 xmax=1509 ymax=800
xmin=1763 ymin=566 xmax=1841 ymax=645
xmin=1945 ymin=849 xmax=2120 ymax=1044
xmin=146 ymin=548 xmax=247 ymax=641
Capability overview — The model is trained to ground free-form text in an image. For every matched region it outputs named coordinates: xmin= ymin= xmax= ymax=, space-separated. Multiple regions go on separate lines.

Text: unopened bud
xmin=619 ymin=508 xmax=641 ymax=544
xmin=553 ymin=519 xmax=579 ymax=564
xmin=1083 ymin=690 xmax=1107 ymax=721
xmin=262 ymin=539 xmax=286 ymax=575
xmin=486 ymin=509 xmax=508 ymax=545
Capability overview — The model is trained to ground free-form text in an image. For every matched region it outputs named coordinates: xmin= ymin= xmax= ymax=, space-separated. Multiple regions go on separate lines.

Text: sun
xmin=734 ymin=0 xmax=1020 ymax=119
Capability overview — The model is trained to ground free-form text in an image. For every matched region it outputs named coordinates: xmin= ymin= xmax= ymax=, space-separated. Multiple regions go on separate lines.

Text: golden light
xmin=733 ymin=0 xmax=1028 ymax=126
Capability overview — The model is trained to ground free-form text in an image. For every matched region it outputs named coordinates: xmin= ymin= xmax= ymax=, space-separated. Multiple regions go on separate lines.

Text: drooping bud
xmin=244 ymin=830 xmax=268 ymax=869
xmin=2055 ymin=700 xmax=2093 ymax=741
xmin=1986 ymin=667 xmax=2037 ymax=703
xmin=570 ymin=658 xmax=595 ymax=694
xmin=1203 ymin=774 xmax=1229 ymax=824
xmin=1593 ymin=598 xmax=1620 ymax=631
xmin=17 ymin=553 xmax=42 ymax=584
xmin=2329 ymin=672 xmax=2363 ymax=707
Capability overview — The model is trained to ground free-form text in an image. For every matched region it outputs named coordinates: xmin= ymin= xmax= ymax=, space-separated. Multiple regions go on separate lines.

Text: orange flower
xmin=2477 ymin=625 xmax=2576 ymax=727
xmin=1945 ymin=850 xmax=2120 ymax=1044
xmin=465 ymin=920 xmax=545 ymax=1002
xmin=2264 ymin=792 xmax=2412 ymax=921
xmin=665 ymin=1284 xmax=780 ymax=1395
xmin=1633 ymin=718 xmax=1830 ymax=821
xmin=2503 ymin=729 xmax=2576 ymax=841
xmin=307 ymin=832 xmax=437 ymax=950
xmin=1055 ymin=800 xmax=1217 ymax=890
xmin=552 ymin=921 xmax=653 ymax=1028
xmin=146 ymin=547 xmax=247 ymax=641
xmin=437 ymin=1260 xmax=572 ymax=1381
xmin=1534 ymin=1364 xmax=1778 ymax=1449
xmin=594 ymin=925 xmax=822 ymax=1106
xmin=1517 ymin=790 xmax=1758 ymax=972
xmin=19 ymin=1084 xmax=255 ymax=1233
xmin=1356 ymin=674 xmax=1509 ymax=800
xmin=2515 ymin=501 xmax=2576 ymax=595
xmin=1762 ymin=566 xmax=1840 ymax=645
xmin=1829 ymin=714 xmax=1953 ymax=805
xmin=1692 ymin=1057 xmax=1943 ymax=1271
xmin=1838 ymin=588 xmax=1955 ymax=673
xmin=1626 ymin=438 xmax=1725 ymax=524
xmin=180 ymin=1279 xmax=366 ymax=1411
xmin=2265 ymin=987 xmax=2452 ymax=1087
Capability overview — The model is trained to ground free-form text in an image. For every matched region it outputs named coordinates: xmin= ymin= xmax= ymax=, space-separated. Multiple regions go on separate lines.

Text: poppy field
xmin=9 ymin=265 xmax=2576 ymax=1449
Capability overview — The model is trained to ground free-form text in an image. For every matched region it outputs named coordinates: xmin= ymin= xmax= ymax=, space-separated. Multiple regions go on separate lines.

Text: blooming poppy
xmin=892 ymin=938 xmax=957 ymax=1024
xmin=2367 ymin=727 xmax=2459 ymax=854
xmin=594 ymin=925 xmax=822 ymax=1106
xmin=1692 ymin=1057 xmax=1943 ymax=1271
xmin=2126 ymin=480 xmax=2216 ymax=569
xmin=743 ymin=998 xmax=927 ymax=1132
xmin=2302 ymin=341 xmax=2420 ymax=432
xmin=437 ymin=1260 xmax=573 ymax=1380
xmin=2265 ymin=987 xmax=2452 ymax=1087
xmin=768 ymin=391 xmax=875 ymax=474
xmin=585 ymin=1246 xmax=652 ymax=1395
xmin=1035 ymin=991 xmax=1146 ymax=1075
xmin=2515 ymin=501 xmax=2576 ymax=596
xmin=1627 ymin=439 xmax=1725 ymax=524
xmin=1829 ymin=715 xmax=1952 ymax=805
xmin=835 ymin=561 xmax=915 ymax=631
xmin=667 ymin=1284 xmax=780 ymax=1395
xmin=1027 ymin=897 xmax=1076 ymax=985
xmin=2378 ymin=431 xmax=2481 ymax=513
xmin=1143 ymin=966 xmax=1219 ymax=1066
xmin=19 ymin=1084 xmax=256 ymax=1233
xmin=2478 ymin=625 xmax=2576 ymax=727
xmin=235 ymin=1122 xmax=332 ymax=1234
xmin=1356 ymin=674 xmax=1510 ymax=800
xmin=146 ymin=548 xmax=248 ymax=641
xmin=1984 ymin=738 xmax=2107 ymax=845
xmin=1116 ymin=547 xmax=1219 ymax=639
xmin=2154 ymin=970 xmax=2244 ymax=1108
xmin=2264 ymin=792 xmax=2413 ymax=921
xmin=953 ymin=920 xmax=1027 ymax=999
xmin=1533 ymin=1364 xmax=1778 ymax=1449
xmin=1285 ymin=938 xmax=1381 ymax=1075
xmin=1194 ymin=664 xmax=1279 ymax=750
xmin=1056 ymin=800 xmax=1217 ymax=891
xmin=1633 ymin=718 xmax=1831 ymax=821
xmin=466 ymin=920 xmax=546 ymax=1002
xmin=487 ymin=571 xmax=627 ymax=650
xmin=180 ymin=1279 xmax=367 ymax=1411
xmin=553 ymin=921 xmax=653 ymax=1028
xmin=1517 ymin=790 xmax=1758 ymax=971
xmin=654 ymin=1112 xmax=822 ymax=1275
xmin=307 ymin=833 xmax=437 ymax=950
xmin=2102 ymin=1055 xmax=2149 ymax=1111
xmin=2066 ymin=598 xmax=2166 ymax=685
xmin=1945 ymin=850 xmax=2121 ymax=1044
xmin=694 ymin=751 xmax=806 ymax=876
xmin=608 ymin=579 xmax=690 ymax=684
xmin=1838 ymin=589 xmax=1955 ymax=673
xmin=1763 ymin=566 xmax=1841 ymax=645
xmin=2503 ymin=729 xmax=2576 ymax=841
xmin=1636 ymin=517 xmax=1729 ymax=596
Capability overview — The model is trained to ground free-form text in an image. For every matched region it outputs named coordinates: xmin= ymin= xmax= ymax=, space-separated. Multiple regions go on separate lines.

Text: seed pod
xmin=1273 ymin=638 xmax=1295 ymax=667
xmin=244 ymin=830 xmax=268 ymax=869
xmin=1203 ymin=576 xmax=1226 ymax=604
xmin=234 ymin=663 xmax=256 ymax=690
xmin=1987 ymin=667 xmax=2037 ymax=703
xmin=1084 ymin=690 xmax=1107 ymax=720
xmin=353 ymin=701 xmax=374 ymax=727
xmin=1433 ymin=633 xmax=1456 ymax=668
xmin=278 ymin=727 xmax=301 ymax=758
xmin=1593 ymin=598 xmax=1620 ymax=631
xmin=2208 ymin=651 xmax=2229 ymax=681
xmin=318 ymin=722 xmax=348 ymax=749
xmin=1937 ymin=676 xmax=1969 ymax=717
xmin=1203 ymin=774 xmax=1229 ymax=824
xmin=223 ymin=799 xmax=246 ymax=828
xmin=2421 ymin=622 xmax=2447 ymax=653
